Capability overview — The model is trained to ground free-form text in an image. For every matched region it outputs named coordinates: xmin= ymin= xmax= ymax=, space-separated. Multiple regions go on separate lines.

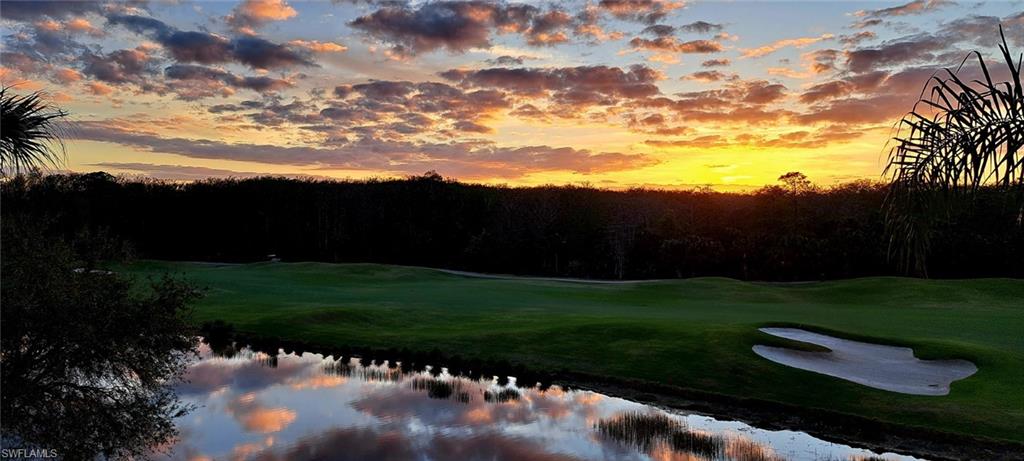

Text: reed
xmin=483 ymin=388 xmax=521 ymax=403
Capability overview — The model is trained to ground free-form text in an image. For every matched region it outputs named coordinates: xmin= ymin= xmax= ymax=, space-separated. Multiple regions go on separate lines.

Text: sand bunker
xmin=752 ymin=328 xmax=977 ymax=396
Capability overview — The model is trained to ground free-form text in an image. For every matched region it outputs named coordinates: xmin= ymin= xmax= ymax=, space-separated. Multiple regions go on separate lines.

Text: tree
xmin=0 ymin=87 xmax=69 ymax=175
xmin=0 ymin=218 xmax=200 ymax=459
xmin=778 ymin=172 xmax=812 ymax=194
xmin=884 ymin=27 xmax=1023 ymax=275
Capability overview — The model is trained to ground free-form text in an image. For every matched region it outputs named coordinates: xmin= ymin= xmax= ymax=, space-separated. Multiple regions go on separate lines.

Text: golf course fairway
xmin=123 ymin=260 xmax=1024 ymax=446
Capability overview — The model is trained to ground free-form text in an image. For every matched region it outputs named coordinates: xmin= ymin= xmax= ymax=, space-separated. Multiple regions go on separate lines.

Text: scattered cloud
xmin=741 ymin=34 xmax=835 ymax=58
xmin=701 ymin=58 xmax=731 ymax=67
xmin=441 ymin=64 xmax=662 ymax=102
xmin=0 ymin=1 xmax=106 ymax=21
xmin=645 ymin=124 xmax=863 ymax=149
xmin=682 ymin=70 xmax=736 ymax=82
xmin=485 ymin=55 xmax=530 ymax=66
xmin=348 ymin=1 xmax=581 ymax=57
xmin=70 ymin=119 xmax=657 ymax=179
xmin=107 ymin=14 xmax=316 ymax=70
xmin=678 ymin=21 xmax=724 ymax=34
xmin=844 ymin=35 xmax=945 ymax=72
xmin=288 ymin=40 xmax=348 ymax=53
xmin=163 ymin=64 xmax=293 ymax=99
xmin=628 ymin=37 xmax=722 ymax=54
xmin=839 ymin=31 xmax=877 ymax=46
xmin=226 ymin=0 xmax=298 ymax=34
xmin=855 ymin=0 xmax=955 ymax=20
xmin=597 ymin=0 xmax=686 ymax=25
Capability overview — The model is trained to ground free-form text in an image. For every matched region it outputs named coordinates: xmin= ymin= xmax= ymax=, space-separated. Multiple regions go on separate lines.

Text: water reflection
xmin=161 ymin=343 xmax=926 ymax=461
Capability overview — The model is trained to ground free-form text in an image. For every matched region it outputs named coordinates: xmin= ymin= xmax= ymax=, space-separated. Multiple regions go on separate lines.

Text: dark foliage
xmin=885 ymin=28 xmax=1023 ymax=275
xmin=0 ymin=87 xmax=68 ymax=175
xmin=2 ymin=172 xmax=1021 ymax=280
xmin=0 ymin=217 xmax=200 ymax=460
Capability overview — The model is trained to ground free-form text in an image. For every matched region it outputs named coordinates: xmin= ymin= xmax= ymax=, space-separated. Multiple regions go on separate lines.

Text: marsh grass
xmin=596 ymin=411 xmax=726 ymax=456
xmin=483 ymin=387 xmax=521 ymax=403
xmin=596 ymin=411 xmax=681 ymax=450
xmin=725 ymin=438 xmax=785 ymax=461
xmin=595 ymin=411 xmax=790 ymax=460
xmin=322 ymin=357 xmax=402 ymax=382
xmin=411 ymin=376 xmax=471 ymax=402
xmin=669 ymin=429 xmax=725 ymax=458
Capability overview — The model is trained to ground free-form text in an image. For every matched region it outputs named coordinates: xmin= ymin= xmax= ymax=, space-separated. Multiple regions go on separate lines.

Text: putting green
xmin=123 ymin=260 xmax=1024 ymax=443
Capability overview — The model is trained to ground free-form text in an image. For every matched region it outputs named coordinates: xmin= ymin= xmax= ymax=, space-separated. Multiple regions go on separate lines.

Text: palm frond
xmin=1 ymin=86 xmax=70 ymax=176
xmin=884 ymin=26 xmax=1024 ymax=275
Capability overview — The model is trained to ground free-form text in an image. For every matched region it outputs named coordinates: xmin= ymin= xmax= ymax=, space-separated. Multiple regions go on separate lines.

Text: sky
xmin=2 ymin=0 xmax=1022 ymax=189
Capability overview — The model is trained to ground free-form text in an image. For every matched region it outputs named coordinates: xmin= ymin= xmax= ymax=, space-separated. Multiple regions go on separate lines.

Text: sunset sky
xmin=2 ymin=0 xmax=1021 ymax=188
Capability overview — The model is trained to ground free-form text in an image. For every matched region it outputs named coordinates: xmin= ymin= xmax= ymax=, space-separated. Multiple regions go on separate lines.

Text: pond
xmin=158 ymin=342 xmax=927 ymax=461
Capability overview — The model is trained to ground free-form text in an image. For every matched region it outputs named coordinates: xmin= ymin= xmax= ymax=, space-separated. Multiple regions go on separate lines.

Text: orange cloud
xmin=288 ymin=374 xmax=347 ymax=389
xmin=766 ymin=67 xmax=814 ymax=79
xmin=66 ymin=18 xmax=103 ymax=37
xmin=227 ymin=0 xmax=298 ymax=34
xmin=683 ymin=70 xmax=736 ymax=82
xmin=287 ymin=40 xmax=347 ymax=53
xmin=629 ymin=37 xmax=723 ymax=54
xmin=51 ymin=92 xmax=74 ymax=103
xmin=237 ymin=0 xmax=297 ymax=21
xmin=741 ymin=33 xmax=834 ymax=58
xmin=53 ymin=67 xmax=83 ymax=84
xmin=854 ymin=0 xmax=953 ymax=19
xmin=238 ymin=407 xmax=296 ymax=433
xmin=228 ymin=394 xmax=297 ymax=433
xmin=34 ymin=19 xmax=61 ymax=31
xmin=599 ymin=0 xmax=686 ymax=24
xmin=86 ymin=81 xmax=114 ymax=95
xmin=574 ymin=23 xmax=625 ymax=42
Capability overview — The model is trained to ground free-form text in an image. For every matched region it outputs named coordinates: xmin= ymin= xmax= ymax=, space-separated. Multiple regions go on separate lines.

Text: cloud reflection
xmin=227 ymin=393 xmax=297 ymax=434
xmin=165 ymin=344 xmax=922 ymax=461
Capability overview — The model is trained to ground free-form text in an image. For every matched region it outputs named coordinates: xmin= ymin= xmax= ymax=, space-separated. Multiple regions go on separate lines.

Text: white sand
xmin=752 ymin=328 xmax=977 ymax=396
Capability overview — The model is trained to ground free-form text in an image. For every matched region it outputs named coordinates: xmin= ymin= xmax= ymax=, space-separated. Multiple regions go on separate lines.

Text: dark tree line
xmin=2 ymin=171 xmax=1020 ymax=280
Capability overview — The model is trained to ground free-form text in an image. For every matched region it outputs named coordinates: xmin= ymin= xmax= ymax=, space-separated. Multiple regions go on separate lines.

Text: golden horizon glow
xmin=2 ymin=0 xmax=1019 ymax=187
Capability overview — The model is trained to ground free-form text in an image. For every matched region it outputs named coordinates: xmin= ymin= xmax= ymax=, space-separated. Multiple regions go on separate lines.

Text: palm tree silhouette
xmin=885 ymin=26 xmax=1023 ymax=276
xmin=1 ymin=87 xmax=69 ymax=176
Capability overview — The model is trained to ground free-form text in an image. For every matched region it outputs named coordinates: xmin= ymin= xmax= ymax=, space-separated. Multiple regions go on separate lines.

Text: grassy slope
xmin=125 ymin=261 xmax=1024 ymax=442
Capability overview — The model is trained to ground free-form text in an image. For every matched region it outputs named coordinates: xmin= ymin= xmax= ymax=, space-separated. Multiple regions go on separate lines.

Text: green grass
xmin=123 ymin=260 xmax=1024 ymax=443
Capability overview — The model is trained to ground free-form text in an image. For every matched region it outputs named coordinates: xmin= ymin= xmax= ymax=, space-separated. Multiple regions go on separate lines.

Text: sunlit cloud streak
xmin=71 ymin=120 xmax=657 ymax=179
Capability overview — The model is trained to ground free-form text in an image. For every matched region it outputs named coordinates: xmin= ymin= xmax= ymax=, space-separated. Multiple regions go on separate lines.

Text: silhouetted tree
xmin=1 ymin=217 xmax=200 ymax=459
xmin=885 ymin=28 xmax=1023 ymax=275
xmin=1 ymin=87 xmax=68 ymax=175
xmin=778 ymin=172 xmax=812 ymax=194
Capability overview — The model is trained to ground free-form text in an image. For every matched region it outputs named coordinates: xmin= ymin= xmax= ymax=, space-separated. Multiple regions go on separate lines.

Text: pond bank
xmin=208 ymin=331 xmax=1024 ymax=461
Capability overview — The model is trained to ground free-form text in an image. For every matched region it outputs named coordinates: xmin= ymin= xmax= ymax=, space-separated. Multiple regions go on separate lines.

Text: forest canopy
xmin=2 ymin=172 xmax=1020 ymax=281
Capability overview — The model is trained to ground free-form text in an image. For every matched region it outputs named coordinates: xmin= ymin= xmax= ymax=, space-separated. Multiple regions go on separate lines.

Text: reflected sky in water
xmin=161 ymin=344 xmax=926 ymax=461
